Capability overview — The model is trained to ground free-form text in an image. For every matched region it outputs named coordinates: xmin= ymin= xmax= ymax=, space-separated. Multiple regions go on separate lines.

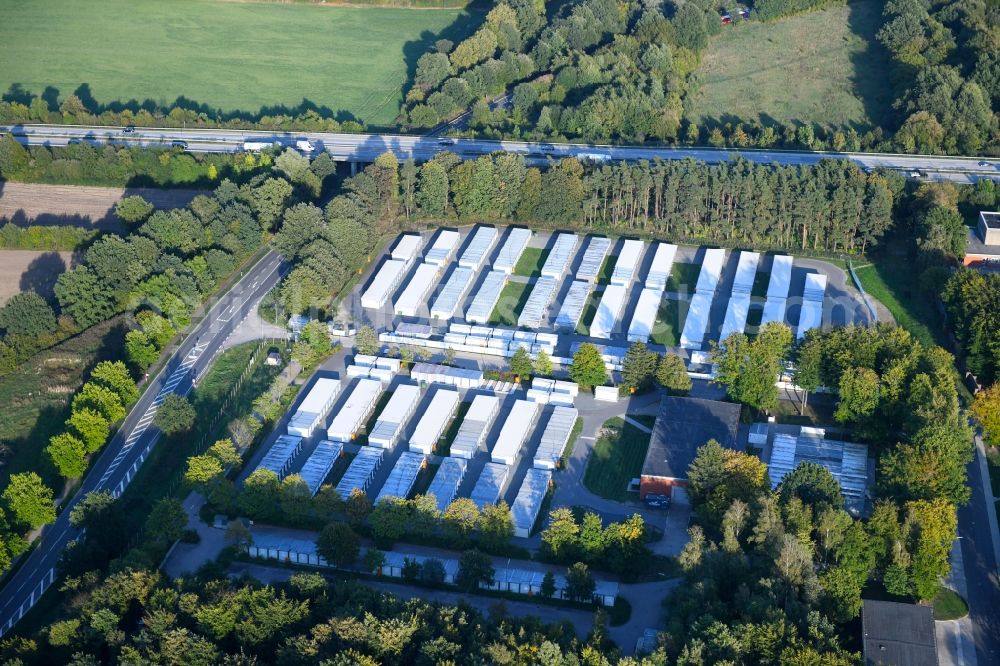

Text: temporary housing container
xmin=797 ymin=273 xmax=827 ymax=339
xmin=694 ymin=248 xmax=726 ymax=294
xmin=594 ymin=385 xmax=619 ymax=402
xmin=450 ymin=394 xmax=500 ymax=459
xmin=627 ymin=288 xmax=662 ymax=343
xmin=352 ymin=355 xmax=402 ymax=374
xmin=719 ymin=251 xmax=760 ymax=341
xmin=287 ymin=377 xmax=342 ymax=437
xmin=555 ymin=281 xmax=593 ymax=330
xmin=298 ymin=440 xmax=345 ymax=495
xmin=511 ymin=468 xmax=552 ymax=537
xmin=335 ymin=446 xmax=384 ymax=499
xmin=493 ymin=227 xmax=532 ymax=273
xmin=517 ymin=277 xmax=558 ymax=329
xmin=257 ymin=435 xmax=303 ymax=479
xmin=541 ymin=233 xmax=579 ymax=278
xmin=533 ymin=406 xmax=579 ymax=470
xmin=466 ymin=270 xmax=508 ymax=324
xmin=469 ymin=462 xmax=510 ymax=509
xmin=375 ymin=451 xmax=426 ymax=504
xmin=577 ymin=237 xmax=611 ymax=282
xmin=430 ymin=266 xmax=475 ymax=320
xmin=589 ymin=284 xmax=628 ymax=339
xmin=680 ymin=290 xmax=713 ymax=350
xmin=409 ymin=388 xmax=460 ymax=454
xmin=391 ymin=234 xmax=423 ymax=265
xmin=368 ymin=383 xmax=422 ymax=449
xmin=610 ymin=239 xmax=644 ymax=286
xmin=395 ymin=263 xmax=440 ymax=317
xmin=326 ymin=378 xmax=383 ymax=443
xmin=459 ymin=226 xmax=499 ymax=270
xmin=424 ymin=229 xmax=461 ymax=266
xmin=361 ymin=259 xmax=407 ymax=310
xmin=646 ymin=243 xmax=678 ymax=291
xmin=491 ymin=400 xmax=540 ymax=465
xmin=761 ymin=255 xmax=794 ymax=327
xmin=426 ymin=457 xmax=468 ymax=512
xmin=731 ymin=251 xmax=761 ymax=295
xmin=411 ymin=362 xmax=483 ymax=389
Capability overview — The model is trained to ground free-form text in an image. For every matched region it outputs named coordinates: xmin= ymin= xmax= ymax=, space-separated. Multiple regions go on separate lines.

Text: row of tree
xmin=0 ymin=222 xmax=96 ymax=252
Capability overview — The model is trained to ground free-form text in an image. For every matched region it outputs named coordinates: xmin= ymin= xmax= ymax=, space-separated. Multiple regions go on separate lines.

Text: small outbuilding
xmin=964 ymin=211 xmax=1000 ymax=268
xmin=861 ymin=599 xmax=938 ymax=666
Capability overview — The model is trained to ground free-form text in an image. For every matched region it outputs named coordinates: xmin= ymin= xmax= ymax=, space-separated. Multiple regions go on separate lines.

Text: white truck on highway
xmin=243 ymin=140 xmax=274 ymax=152
xmin=295 ymin=139 xmax=315 ymax=154
xmin=580 ymin=152 xmax=610 ymax=163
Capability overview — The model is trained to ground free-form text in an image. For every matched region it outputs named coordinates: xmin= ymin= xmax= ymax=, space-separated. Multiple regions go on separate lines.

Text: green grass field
xmin=687 ymin=0 xmax=891 ymax=129
xmin=666 ymin=262 xmax=702 ymax=293
xmin=583 ymin=416 xmax=655 ymax=502
xmin=853 ymin=259 xmax=945 ymax=349
xmin=489 ymin=281 xmax=532 ymax=326
xmin=513 ymin=248 xmax=549 ymax=278
xmin=0 ymin=0 xmax=475 ymax=127
xmin=651 ymin=298 xmax=689 ymax=347
xmin=597 ymin=256 xmax=617 ymax=285
xmin=576 ymin=292 xmax=600 ymax=336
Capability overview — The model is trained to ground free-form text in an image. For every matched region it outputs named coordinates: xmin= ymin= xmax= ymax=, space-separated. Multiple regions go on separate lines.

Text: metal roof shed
xmin=555 ymin=280 xmax=593 ymax=330
xmin=610 ymin=239 xmax=644 ymax=286
xmin=287 ymin=377 xmax=342 ymax=438
xmin=493 ymin=228 xmax=532 ymax=273
xmin=469 ymin=462 xmax=511 ymax=509
xmin=426 ymin=457 xmax=468 ymax=512
xmin=627 ymin=288 xmax=662 ymax=343
xmin=646 ymin=243 xmax=678 ymax=291
xmin=411 ymin=363 xmax=484 ymax=389
xmin=430 ymin=266 xmax=476 ymax=320
xmin=517 ymin=277 xmax=558 ymax=329
xmin=298 ymin=440 xmax=344 ymax=495
xmin=409 ymin=388 xmax=460 ymax=454
xmin=451 ymin=394 xmax=500 ymax=459
xmin=590 ymin=284 xmax=628 ymax=339
xmin=511 ymin=468 xmax=552 ymax=537
xmin=391 ymin=234 xmax=423 ymax=265
xmin=719 ymin=293 xmax=751 ymax=342
xmin=257 ymin=434 xmax=303 ymax=478
xmin=361 ymin=259 xmax=407 ymax=310
xmin=694 ymin=248 xmax=726 ymax=294
xmin=796 ymin=273 xmax=827 ymax=340
xmin=395 ymin=263 xmax=440 ymax=317
xmin=375 ymin=451 xmax=426 ymax=503
xmin=459 ymin=226 xmax=499 ymax=269
xmin=466 ymin=270 xmax=508 ymax=324
xmin=533 ymin=406 xmax=579 ymax=470
xmin=492 ymin=400 xmax=540 ymax=465
xmin=577 ymin=237 xmax=611 ymax=282
xmin=326 ymin=378 xmax=383 ymax=443
xmin=541 ymin=233 xmax=579 ymax=278
xmin=424 ymin=230 xmax=461 ymax=266
xmin=368 ymin=383 xmax=422 ymax=449
xmin=335 ymin=446 xmax=384 ymax=499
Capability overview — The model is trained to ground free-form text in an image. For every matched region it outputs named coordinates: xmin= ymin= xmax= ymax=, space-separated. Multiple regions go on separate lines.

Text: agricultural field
xmin=0 ymin=250 xmax=75 ymax=305
xmin=686 ymin=0 xmax=891 ymax=130
xmin=0 ymin=0 xmax=476 ymax=128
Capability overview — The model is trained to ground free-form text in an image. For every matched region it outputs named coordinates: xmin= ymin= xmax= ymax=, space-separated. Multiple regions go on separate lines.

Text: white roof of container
xmin=431 ymin=266 xmax=476 ymax=320
xmin=410 ymin=389 xmax=460 ymax=453
xmin=257 ymin=434 xmax=302 ymax=478
xmin=511 ymin=468 xmax=552 ymax=536
xmin=767 ymin=429 xmax=869 ymax=514
xmin=395 ymin=263 xmax=440 ymax=316
xmin=610 ymin=239 xmax=644 ymax=286
xmin=767 ymin=255 xmax=794 ymax=299
xmin=646 ymin=243 xmax=678 ymax=291
xmin=493 ymin=227 xmax=532 ymax=273
xmin=797 ymin=299 xmax=824 ymax=340
xmin=298 ymin=440 xmax=344 ymax=495
xmin=680 ymin=290 xmax=715 ymax=350
xmin=803 ymin=272 xmax=827 ymax=302
xmin=694 ymin=248 xmax=727 ymax=294
xmin=368 ymin=384 xmax=422 ymax=448
xmin=556 ymin=281 xmax=593 ymax=329
xmin=719 ymin=293 xmax=751 ymax=342
xmin=577 ymin=237 xmax=611 ymax=281
xmin=466 ymin=270 xmax=508 ymax=324
xmin=469 ymin=462 xmax=510 ymax=509
xmin=627 ymin=288 xmax=662 ymax=343
xmin=426 ymin=456 xmax=468 ymax=512
xmin=425 ymin=229 xmax=461 ymax=266
xmin=517 ymin=277 xmax=558 ymax=329
xmin=761 ymin=297 xmax=788 ymax=327
xmin=391 ymin=234 xmax=423 ymax=263
xmin=731 ymin=251 xmax=761 ymax=295
xmin=361 ymin=259 xmax=407 ymax=308
xmin=451 ymin=394 xmax=500 ymax=459
xmin=296 ymin=377 xmax=342 ymax=415
xmin=335 ymin=446 xmax=384 ymax=499
xmin=326 ymin=378 xmax=383 ymax=441
xmin=459 ymin=226 xmax=499 ymax=269
xmin=541 ymin=233 xmax=579 ymax=278
xmin=396 ymin=322 xmax=434 ymax=338
xmin=533 ymin=406 xmax=578 ymax=469
xmin=589 ymin=284 xmax=628 ymax=339
xmin=411 ymin=362 xmax=484 ymax=385
xmin=376 ymin=451 xmax=425 ymax=503
xmin=492 ymin=400 xmax=540 ymax=464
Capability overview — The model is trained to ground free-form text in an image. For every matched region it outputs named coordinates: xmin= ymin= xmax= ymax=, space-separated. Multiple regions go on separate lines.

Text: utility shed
xmin=646 ymin=243 xmax=678 ymax=291
xmin=511 ymin=468 xmax=552 ymax=537
xmin=721 ymin=252 xmax=760 ymax=342
xmin=451 ymin=394 xmax=500 ymax=459
xmin=425 ymin=229 xmax=461 ymax=266
xmin=409 ymin=388 xmax=460 ymax=454
xmin=761 ymin=255 xmax=794 ymax=326
xmin=466 ymin=270 xmax=508 ymax=324
xmin=459 ymin=225 xmax=499 ymax=269
xmin=533 ymin=406 xmax=579 ymax=470
xmin=492 ymin=400 xmax=540 ymax=465
xmin=590 ymin=284 xmax=628 ymax=339
xmin=469 ymin=462 xmax=511 ymax=509
xmin=517 ymin=277 xmax=558 ymax=329
xmin=391 ymin=233 xmax=423 ymax=265
xmin=541 ymin=233 xmax=579 ymax=278
xmin=577 ymin=236 xmax=611 ymax=282
xmin=431 ymin=266 xmax=476 ymax=320
xmin=257 ymin=435 xmax=303 ymax=479
xmin=797 ymin=272 xmax=827 ymax=339
xmin=610 ymin=239 xmax=644 ymax=285
xmin=555 ymin=281 xmax=593 ymax=330
xmin=768 ymin=427 xmax=870 ymax=515
xmin=326 ymin=379 xmax=383 ymax=443
xmin=361 ymin=259 xmax=407 ymax=310
xmin=297 ymin=440 xmax=344 ymax=496
xmin=376 ymin=451 xmax=426 ymax=503
xmin=335 ymin=446 xmax=384 ymax=499
xmin=368 ymin=383 xmax=422 ymax=449
xmin=287 ymin=377 xmax=342 ymax=438
xmin=426 ymin=457 xmax=468 ymax=512
xmin=627 ymin=288 xmax=662 ymax=343
xmin=861 ymin=600 xmax=938 ymax=666
xmin=494 ymin=227 xmax=532 ymax=273
xmin=395 ymin=262 xmax=440 ymax=317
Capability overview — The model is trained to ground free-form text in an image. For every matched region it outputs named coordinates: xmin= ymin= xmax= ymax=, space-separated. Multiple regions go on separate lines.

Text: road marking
xmin=216 ymin=298 xmax=244 ymax=323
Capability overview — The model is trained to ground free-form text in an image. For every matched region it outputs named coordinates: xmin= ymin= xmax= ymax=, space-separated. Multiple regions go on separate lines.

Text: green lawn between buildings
xmin=489 ymin=281 xmax=532 ymax=326
xmin=583 ymin=416 xmax=656 ymax=502
xmin=512 ymin=247 xmax=549 ymax=278
xmin=0 ymin=0 xmax=475 ymax=128
xmin=651 ymin=298 xmax=689 ymax=348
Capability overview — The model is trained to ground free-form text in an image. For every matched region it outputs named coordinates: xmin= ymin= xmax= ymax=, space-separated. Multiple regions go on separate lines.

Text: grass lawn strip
xmin=651 ymin=298 xmax=688 ymax=348
xmin=583 ymin=416 xmax=655 ymax=502
xmin=512 ymin=247 xmax=549 ymax=278
xmin=489 ymin=281 xmax=532 ymax=326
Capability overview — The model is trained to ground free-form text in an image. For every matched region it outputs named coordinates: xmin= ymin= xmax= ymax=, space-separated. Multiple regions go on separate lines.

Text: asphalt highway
xmin=0 ymin=250 xmax=286 ymax=637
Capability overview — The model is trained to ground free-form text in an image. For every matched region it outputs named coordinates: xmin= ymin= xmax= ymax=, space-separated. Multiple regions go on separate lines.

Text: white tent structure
xmin=533 ymin=406 xmax=579 ymax=470
xmin=297 ymin=440 xmax=344 ymax=495
xmin=424 ymin=230 xmax=461 ymax=266
xmin=577 ymin=237 xmax=611 ymax=282
xmin=426 ymin=457 xmax=468 ymax=512
xmin=326 ymin=379 xmax=383 ymax=443
xmin=590 ymin=284 xmax=628 ymax=339
xmin=511 ymin=468 xmax=552 ymax=537
xmin=459 ymin=226 xmax=499 ymax=269
xmin=680 ymin=249 xmax=726 ymax=350
xmin=610 ymin=239 xmax=644 ymax=286
xmin=761 ymin=255 xmax=794 ymax=326
xmin=408 ymin=388 xmax=460 ymax=454
xmin=540 ymin=233 xmax=579 ymax=278
xmin=360 ymin=259 xmax=407 ymax=310
xmin=430 ymin=266 xmax=476 ymax=320
xmin=646 ymin=243 xmax=678 ymax=291
xmin=395 ymin=263 xmax=441 ymax=317
xmin=719 ymin=251 xmax=760 ymax=342
xmin=335 ymin=446 xmax=384 ymax=499
xmin=517 ymin=277 xmax=558 ymax=329
xmin=469 ymin=462 xmax=510 ymax=509
xmin=493 ymin=228 xmax=532 ymax=273
xmin=375 ymin=451 xmax=426 ymax=503
xmin=465 ymin=270 xmax=508 ymax=324
xmin=796 ymin=273 xmax=827 ymax=339
xmin=555 ymin=281 xmax=593 ymax=330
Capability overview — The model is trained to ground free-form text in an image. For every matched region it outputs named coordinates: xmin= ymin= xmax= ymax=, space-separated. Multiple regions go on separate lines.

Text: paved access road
xmin=0 ymin=250 xmax=287 ymax=637
xmin=3 ymin=124 xmax=999 ymax=184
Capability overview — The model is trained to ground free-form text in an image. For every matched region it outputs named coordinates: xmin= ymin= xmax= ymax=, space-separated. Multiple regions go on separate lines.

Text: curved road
xmin=0 ymin=250 xmax=286 ymax=637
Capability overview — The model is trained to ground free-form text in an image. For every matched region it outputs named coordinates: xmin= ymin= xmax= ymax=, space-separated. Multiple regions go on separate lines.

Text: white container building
xmin=610 ymin=239 xmax=644 ymax=286
xmin=627 ymin=288 xmax=663 ymax=343
xmin=761 ymin=255 xmax=794 ymax=327
xmin=411 ymin=363 xmax=483 ymax=389
xmin=493 ymin=228 xmax=532 ymax=274
xmin=409 ymin=388 xmax=460 ymax=454
xmin=451 ymin=394 xmax=500 ymax=459
xmin=491 ymin=400 xmax=540 ymax=465
xmin=555 ymin=281 xmax=593 ymax=330
xmin=680 ymin=249 xmax=727 ymax=350
xmin=646 ymin=243 xmax=678 ymax=291
xmin=431 ymin=266 xmax=476 ymax=320
xmin=695 ymin=248 xmax=727 ymax=294
xmin=594 ymin=385 xmax=619 ymax=402
xmin=395 ymin=263 xmax=440 ymax=317
xmin=375 ymin=451 xmax=426 ymax=503
xmin=424 ymin=229 xmax=461 ymax=266
xmin=719 ymin=251 xmax=761 ymax=342
xmin=326 ymin=378 xmax=383 ymax=443
xmin=469 ymin=462 xmax=510 ymax=509
xmin=466 ymin=270 xmax=508 ymax=324
xmin=540 ymin=233 xmax=579 ymax=278
xmin=368 ymin=383 xmax=422 ymax=449
xmin=391 ymin=234 xmax=423 ymax=265
xmin=589 ymin=284 xmax=628 ymax=339
xmin=257 ymin=434 xmax=303 ymax=479
xmin=335 ymin=446 xmax=384 ymax=499
xmin=533 ymin=406 xmax=578 ymax=470
xmin=511 ymin=468 xmax=552 ymax=537
xmin=426 ymin=457 xmax=468 ymax=513
xmin=459 ymin=226 xmax=498 ymax=269
xmin=298 ymin=440 xmax=345 ymax=495
xmin=361 ymin=259 xmax=407 ymax=310
xmin=577 ymin=237 xmax=611 ymax=282
xmin=797 ymin=273 xmax=827 ymax=339
xmin=517 ymin=277 xmax=558 ymax=329
xmin=287 ymin=377 xmax=342 ymax=438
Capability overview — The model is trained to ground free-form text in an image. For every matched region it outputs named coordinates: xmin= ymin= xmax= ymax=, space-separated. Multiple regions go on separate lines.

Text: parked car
xmin=539 ymin=143 xmax=555 ymax=152
xmin=437 ymin=138 xmax=456 ymax=146
xmin=645 ymin=494 xmax=671 ymax=509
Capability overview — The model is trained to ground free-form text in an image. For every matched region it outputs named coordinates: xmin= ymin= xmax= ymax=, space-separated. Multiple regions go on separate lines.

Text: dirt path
xmin=0 ymin=182 xmax=206 ymax=229
xmin=0 ymin=250 xmax=75 ymax=305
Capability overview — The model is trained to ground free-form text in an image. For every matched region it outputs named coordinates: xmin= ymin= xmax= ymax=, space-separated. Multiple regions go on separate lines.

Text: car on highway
xmin=67 ymin=138 xmax=82 ymax=145
xmin=539 ymin=144 xmax=555 ymax=153
xmin=171 ymin=140 xmax=188 ymax=150
xmin=122 ymin=125 xmax=136 ymax=134
xmin=437 ymin=138 xmax=456 ymax=146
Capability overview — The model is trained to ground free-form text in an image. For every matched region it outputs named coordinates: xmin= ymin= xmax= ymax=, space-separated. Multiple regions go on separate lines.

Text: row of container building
xmin=719 ymin=251 xmax=761 ymax=342
xmin=797 ymin=272 xmax=828 ymax=339
xmin=761 ymin=255 xmax=793 ymax=327
xmin=359 ymin=233 xmax=424 ymax=310
xmin=626 ymin=242 xmax=679 ymax=343
xmin=380 ymin=323 xmax=556 ymax=362
xmin=525 ymin=377 xmax=578 ymax=405
xmin=287 ymin=378 xmax=342 ymax=438
xmin=680 ymin=248 xmax=727 ymax=350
